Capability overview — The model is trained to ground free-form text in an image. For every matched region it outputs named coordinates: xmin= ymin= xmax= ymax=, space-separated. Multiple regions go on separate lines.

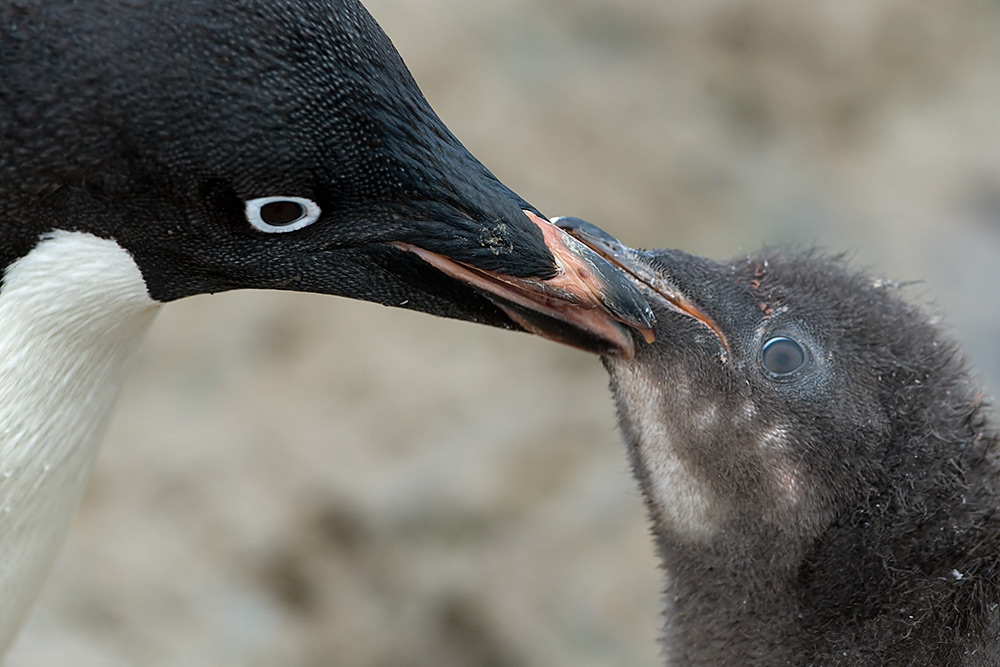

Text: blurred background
xmin=9 ymin=0 xmax=1000 ymax=665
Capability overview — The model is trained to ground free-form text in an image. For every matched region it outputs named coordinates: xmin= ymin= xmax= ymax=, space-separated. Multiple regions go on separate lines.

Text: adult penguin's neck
xmin=0 ymin=230 xmax=159 ymax=651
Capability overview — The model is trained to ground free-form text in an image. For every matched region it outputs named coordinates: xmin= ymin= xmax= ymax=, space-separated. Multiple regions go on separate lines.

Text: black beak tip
xmin=551 ymin=216 xmax=631 ymax=258
xmin=551 ymin=216 xmax=655 ymax=331
xmin=592 ymin=253 xmax=657 ymax=331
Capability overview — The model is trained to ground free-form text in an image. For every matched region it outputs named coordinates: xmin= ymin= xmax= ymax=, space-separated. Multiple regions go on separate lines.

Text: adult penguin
xmin=0 ymin=0 xmax=654 ymax=653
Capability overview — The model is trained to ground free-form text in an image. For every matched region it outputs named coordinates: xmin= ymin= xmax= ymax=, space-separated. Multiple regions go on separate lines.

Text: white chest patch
xmin=0 ymin=231 xmax=160 ymax=652
xmin=610 ymin=363 xmax=721 ymax=541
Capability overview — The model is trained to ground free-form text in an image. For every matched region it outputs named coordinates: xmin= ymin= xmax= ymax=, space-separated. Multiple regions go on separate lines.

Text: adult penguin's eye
xmin=245 ymin=196 xmax=321 ymax=233
xmin=761 ymin=336 xmax=807 ymax=378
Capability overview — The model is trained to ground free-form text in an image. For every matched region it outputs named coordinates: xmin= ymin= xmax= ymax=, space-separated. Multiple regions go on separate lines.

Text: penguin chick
xmin=556 ymin=218 xmax=1000 ymax=666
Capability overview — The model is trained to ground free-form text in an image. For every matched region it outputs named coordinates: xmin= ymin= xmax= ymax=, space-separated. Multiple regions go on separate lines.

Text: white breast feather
xmin=0 ymin=231 xmax=159 ymax=652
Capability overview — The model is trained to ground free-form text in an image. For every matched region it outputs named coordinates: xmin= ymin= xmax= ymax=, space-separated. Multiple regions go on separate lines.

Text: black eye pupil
xmin=260 ymin=200 xmax=306 ymax=226
xmin=762 ymin=336 xmax=806 ymax=377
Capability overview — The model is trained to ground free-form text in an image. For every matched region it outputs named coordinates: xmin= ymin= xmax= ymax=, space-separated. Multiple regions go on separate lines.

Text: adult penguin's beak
xmin=393 ymin=212 xmax=656 ymax=358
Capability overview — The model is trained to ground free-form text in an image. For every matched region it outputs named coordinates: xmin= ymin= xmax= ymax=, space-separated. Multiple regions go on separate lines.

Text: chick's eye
xmin=761 ymin=336 xmax=806 ymax=377
xmin=246 ymin=196 xmax=320 ymax=233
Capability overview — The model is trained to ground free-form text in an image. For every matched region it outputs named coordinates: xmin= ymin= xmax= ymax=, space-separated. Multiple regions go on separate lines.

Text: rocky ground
xmin=8 ymin=1 xmax=1000 ymax=665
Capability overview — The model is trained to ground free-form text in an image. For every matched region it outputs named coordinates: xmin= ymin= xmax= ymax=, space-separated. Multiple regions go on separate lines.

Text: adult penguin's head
xmin=1 ymin=0 xmax=653 ymax=355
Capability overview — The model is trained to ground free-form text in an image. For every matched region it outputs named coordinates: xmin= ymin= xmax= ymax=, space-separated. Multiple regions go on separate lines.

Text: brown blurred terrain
xmin=8 ymin=1 xmax=1000 ymax=665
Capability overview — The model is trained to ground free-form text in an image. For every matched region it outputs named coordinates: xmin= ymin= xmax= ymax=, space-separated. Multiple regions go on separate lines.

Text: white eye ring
xmin=245 ymin=196 xmax=321 ymax=233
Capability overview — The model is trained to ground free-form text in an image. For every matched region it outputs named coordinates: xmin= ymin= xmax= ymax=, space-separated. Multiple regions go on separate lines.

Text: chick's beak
xmin=553 ymin=216 xmax=731 ymax=360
